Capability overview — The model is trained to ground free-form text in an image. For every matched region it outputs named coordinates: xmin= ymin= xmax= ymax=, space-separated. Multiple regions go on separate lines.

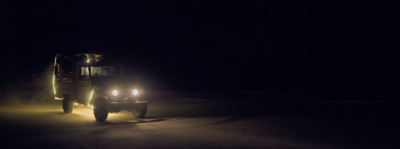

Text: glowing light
xmin=133 ymin=89 xmax=139 ymax=96
xmin=86 ymin=59 xmax=90 ymax=63
xmin=52 ymin=74 xmax=56 ymax=95
xmin=87 ymin=90 xmax=95 ymax=109
xmin=112 ymin=90 xmax=119 ymax=96
xmin=53 ymin=56 xmax=57 ymax=96
xmin=89 ymin=90 xmax=94 ymax=102
xmin=54 ymin=56 xmax=57 ymax=67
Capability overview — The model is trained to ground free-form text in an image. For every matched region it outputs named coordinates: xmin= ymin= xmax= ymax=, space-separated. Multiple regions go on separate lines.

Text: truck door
xmin=53 ymin=55 xmax=61 ymax=98
xmin=76 ymin=65 xmax=91 ymax=104
xmin=53 ymin=54 xmax=69 ymax=99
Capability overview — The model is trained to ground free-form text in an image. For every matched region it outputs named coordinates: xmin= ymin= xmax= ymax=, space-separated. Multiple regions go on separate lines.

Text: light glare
xmin=112 ymin=90 xmax=119 ymax=96
xmin=133 ymin=89 xmax=139 ymax=96
xmin=53 ymin=56 xmax=57 ymax=96
xmin=89 ymin=90 xmax=94 ymax=102
xmin=52 ymin=74 xmax=56 ymax=95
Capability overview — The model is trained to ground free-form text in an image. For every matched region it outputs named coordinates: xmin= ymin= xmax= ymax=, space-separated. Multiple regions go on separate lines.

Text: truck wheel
xmin=94 ymin=98 xmax=108 ymax=121
xmin=132 ymin=106 xmax=147 ymax=118
xmin=62 ymin=94 xmax=74 ymax=113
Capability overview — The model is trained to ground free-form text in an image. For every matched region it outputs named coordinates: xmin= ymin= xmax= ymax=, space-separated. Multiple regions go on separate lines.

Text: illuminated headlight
xmin=112 ymin=89 xmax=119 ymax=96
xmin=133 ymin=89 xmax=139 ymax=96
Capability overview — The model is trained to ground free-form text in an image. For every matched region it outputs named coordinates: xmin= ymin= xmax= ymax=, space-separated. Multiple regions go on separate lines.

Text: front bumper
xmin=108 ymin=100 xmax=148 ymax=112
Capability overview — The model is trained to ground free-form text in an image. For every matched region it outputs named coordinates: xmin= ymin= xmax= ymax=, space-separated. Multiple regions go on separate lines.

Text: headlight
xmin=132 ymin=89 xmax=139 ymax=96
xmin=112 ymin=89 xmax=119 ymax=96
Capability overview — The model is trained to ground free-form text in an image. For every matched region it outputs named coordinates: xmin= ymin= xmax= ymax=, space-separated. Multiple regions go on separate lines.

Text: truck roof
xmin=74 ymin=53 xmax=103 ymax=63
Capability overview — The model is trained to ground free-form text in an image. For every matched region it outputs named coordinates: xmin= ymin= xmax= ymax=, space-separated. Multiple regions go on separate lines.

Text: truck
xmin=52 ymin=53 xmax=148 ymax=121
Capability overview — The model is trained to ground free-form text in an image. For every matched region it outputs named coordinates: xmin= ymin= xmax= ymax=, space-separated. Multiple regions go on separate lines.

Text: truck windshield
xmin=87 ymin=66 xmax=118 ymax=77
xmin=80 ymin=64 xmax=122 ymax=79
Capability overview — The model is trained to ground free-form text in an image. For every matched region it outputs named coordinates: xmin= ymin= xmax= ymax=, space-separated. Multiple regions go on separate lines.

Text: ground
xmin=0 ymin=98 xmax=398 ymax=149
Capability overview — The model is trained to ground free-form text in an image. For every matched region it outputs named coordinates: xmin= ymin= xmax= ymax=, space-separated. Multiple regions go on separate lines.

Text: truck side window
xmin=80 ymin=67 xmax=90 ymax=79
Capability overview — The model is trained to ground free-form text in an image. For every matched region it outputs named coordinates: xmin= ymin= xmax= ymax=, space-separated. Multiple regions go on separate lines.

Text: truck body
xmin=53 ymin=53 xmax=148 ymax=121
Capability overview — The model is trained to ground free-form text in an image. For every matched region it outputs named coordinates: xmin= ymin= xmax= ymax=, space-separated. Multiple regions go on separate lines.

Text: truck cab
xmin=53 ymin=53 xmax=148 ymax=121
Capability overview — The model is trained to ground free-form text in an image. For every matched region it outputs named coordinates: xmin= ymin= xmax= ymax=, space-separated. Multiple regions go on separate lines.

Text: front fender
xmin=89 ymin=91 xmax=108 ymax=105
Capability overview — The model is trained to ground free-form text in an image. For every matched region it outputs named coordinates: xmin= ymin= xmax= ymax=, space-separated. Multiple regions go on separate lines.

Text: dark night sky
xmin=0 ymin=1 xmax=398 ymax=93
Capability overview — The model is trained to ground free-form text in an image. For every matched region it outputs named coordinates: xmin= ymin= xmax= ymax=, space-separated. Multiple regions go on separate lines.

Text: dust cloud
xmin=0 ymin=64 xmax=54 ymax=106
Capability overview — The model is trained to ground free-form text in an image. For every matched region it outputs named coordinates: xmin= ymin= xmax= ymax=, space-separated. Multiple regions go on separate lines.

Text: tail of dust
xmin=0 ymin=63 xmax=54 ymax=106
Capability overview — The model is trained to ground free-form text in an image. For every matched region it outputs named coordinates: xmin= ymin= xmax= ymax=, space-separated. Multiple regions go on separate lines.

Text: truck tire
xmin=132 ymin=106 xmax=147 ymax=118
xmin=62 ymin=94 xmax=74 ymax=113
xmin=94 ymin=98 xmax=108 ymax=121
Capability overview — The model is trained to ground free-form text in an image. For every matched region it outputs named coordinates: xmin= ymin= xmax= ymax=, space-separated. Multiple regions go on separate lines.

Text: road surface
xmin=0 ymin=99 xmax=398 ymax=149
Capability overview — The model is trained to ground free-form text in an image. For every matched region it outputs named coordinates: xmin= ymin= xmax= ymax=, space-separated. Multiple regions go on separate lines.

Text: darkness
xmin=0 ymin=1 xmax=398 ymax=95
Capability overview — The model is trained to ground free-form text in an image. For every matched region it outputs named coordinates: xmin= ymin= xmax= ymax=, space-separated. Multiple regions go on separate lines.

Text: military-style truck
xmin=52 ymin=53 xmax=148 ymax=121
